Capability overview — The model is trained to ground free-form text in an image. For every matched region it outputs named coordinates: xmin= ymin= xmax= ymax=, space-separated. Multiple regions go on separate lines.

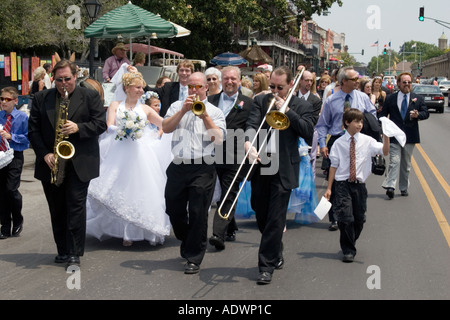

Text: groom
xmin=379 ymin=72 xmax=429 ymax=199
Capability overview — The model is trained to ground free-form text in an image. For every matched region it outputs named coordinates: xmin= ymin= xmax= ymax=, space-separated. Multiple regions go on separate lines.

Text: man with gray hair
xmin=315 ymin=66 xmax=376 ymax=231
xmin=207 ymin=66 xmax=253 ymax=251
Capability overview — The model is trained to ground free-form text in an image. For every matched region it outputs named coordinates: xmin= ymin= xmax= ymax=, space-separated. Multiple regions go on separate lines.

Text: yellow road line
xmin=416 ymin=144 xmax=450 ymax=198
xmin=411 ymin=156 xmax=450 ymax=247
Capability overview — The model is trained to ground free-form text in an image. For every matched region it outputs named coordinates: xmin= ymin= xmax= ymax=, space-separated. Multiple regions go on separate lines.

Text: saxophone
xmin=51 ymin=87 xmax=75 ymax=186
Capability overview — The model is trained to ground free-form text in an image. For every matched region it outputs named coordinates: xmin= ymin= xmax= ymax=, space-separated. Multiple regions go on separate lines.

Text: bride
xmin=86 ymin=72 xmax=172 ymax=246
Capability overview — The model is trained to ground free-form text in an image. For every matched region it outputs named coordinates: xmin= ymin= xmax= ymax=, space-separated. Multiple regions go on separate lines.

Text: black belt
xmin=346 ymin=179 xmax=364 ymax=184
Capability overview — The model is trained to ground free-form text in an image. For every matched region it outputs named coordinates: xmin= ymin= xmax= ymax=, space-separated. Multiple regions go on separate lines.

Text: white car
xmin=438 ymin=80 xmax=450 ymax=96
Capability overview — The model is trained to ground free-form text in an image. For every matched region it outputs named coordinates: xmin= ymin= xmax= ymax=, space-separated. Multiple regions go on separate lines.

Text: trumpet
xmin=217 ymin=67 xmax=305 ymax=220
xmin=192 ymin=95 xmax=205 ymax=116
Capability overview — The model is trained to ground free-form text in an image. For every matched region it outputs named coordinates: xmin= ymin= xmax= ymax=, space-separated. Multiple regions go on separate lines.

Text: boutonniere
xmin=411 ymin=98 xmax=417 ymax=103
xmin=234 ymin=100 xmax=245 ymax=110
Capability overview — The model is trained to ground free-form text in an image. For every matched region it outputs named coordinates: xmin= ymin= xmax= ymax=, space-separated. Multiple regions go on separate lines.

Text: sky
xmin=311 ymin=0 xmax=449 ymax=64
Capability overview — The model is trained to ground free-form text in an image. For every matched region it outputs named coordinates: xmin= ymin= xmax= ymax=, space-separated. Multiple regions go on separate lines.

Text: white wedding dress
xmin=86 ymin=101 xmax=173 ymax=245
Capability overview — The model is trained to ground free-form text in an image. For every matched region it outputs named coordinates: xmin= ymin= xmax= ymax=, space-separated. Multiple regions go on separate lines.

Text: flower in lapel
xmin=411 ymin=98 xmax=417 ymax=103
xmin=234 ymin=100 xmax=245 ymax=110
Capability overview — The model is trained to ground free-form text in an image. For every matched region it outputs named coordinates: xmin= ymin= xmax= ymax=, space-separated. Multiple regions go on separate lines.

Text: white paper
xmin=314 ymin=196 xmax=332 ymax=220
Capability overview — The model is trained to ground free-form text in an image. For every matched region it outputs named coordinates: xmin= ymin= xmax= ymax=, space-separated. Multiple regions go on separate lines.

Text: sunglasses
xmin=346 ymin=77 xmax=359 ymax=82
xmin=206 ymin=78 xmax=217 ymax=81
xmin=402 ymin=81 xmax=412 ymax=84
xmin=55 ymin=77 xmax=73 ymax=83
xmin=188 ymin=84 xmax=203 ymax=89
xmin=269 ymin=84 xmax=285 ymax=91
xmin=0 ymin=97 xmax=14 ymax=102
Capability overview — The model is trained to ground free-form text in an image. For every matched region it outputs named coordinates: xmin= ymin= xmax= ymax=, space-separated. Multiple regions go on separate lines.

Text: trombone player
xmin=28 ymin=60 xmax=107 ymax=268
xmin=244 ymin=66 xmax=315 ymax=285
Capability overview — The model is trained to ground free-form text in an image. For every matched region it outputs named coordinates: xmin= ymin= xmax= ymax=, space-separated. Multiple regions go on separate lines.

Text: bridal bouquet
xmin=115 ymin=109 xmax=147 ymax=141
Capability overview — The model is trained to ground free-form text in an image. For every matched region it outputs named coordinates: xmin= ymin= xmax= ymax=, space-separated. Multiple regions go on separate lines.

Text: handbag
xmin=371 ymin=154 xmax=386 ymax=176
xmin=0 ymin=133 xmax=14 ymax=169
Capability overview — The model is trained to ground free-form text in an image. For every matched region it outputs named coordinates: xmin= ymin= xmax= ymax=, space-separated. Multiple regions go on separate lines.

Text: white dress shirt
xmin=329 ymin=131 xmax=383 ymax=183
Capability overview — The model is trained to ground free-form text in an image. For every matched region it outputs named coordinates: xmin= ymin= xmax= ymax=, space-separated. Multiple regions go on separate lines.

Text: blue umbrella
xmin=210 ymin=52 xmax=247 ymax=66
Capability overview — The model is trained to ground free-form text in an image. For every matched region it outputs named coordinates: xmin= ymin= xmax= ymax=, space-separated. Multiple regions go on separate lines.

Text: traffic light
xmin=383 ymin=45 xmax=387 ymax=55
xmin=361 ymin=49 xmax=364 ymax=55
xmin=419 ymin=7 xmax=424 ymax=21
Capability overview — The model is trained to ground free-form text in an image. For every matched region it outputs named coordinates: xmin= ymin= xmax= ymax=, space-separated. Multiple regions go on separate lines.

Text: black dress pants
xmin=0 ymin=151 xmax=24 ymax=235
xmin=250 ymin=170 xmax=291 ymax=274
xmin=333 ymin=180 xmax=367 ymax=256
xmin=42 ymin=161 xmax=90 ymax=257
xmin=165 ymin=162 xmax=216 ymax=265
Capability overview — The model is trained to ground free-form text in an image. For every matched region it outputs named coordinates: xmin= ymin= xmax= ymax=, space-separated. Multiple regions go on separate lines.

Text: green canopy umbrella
xmin=84 ymin=1 xmax=178 ymax=41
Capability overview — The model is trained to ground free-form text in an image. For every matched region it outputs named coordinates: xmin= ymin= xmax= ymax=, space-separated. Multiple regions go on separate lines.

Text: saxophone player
xmin=29 ymin=60 xmax=107 ymax=268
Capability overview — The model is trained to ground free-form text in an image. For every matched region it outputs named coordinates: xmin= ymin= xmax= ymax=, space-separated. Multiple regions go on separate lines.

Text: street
xmin=1 ymin=103 xmax=449 ymax=306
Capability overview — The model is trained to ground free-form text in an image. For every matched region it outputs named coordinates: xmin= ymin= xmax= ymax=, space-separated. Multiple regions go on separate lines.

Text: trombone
xmin=217 ymin=67 xmax=305 ymax=220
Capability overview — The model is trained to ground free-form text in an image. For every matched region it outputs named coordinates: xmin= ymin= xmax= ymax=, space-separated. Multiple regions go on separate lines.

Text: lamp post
xmin=84 ymin=0 xmax=102 ymax=78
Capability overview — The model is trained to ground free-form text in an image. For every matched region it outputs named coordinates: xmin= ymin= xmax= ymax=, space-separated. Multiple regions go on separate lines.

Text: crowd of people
xmin=0 ymin=49 xmax=429 ymax=285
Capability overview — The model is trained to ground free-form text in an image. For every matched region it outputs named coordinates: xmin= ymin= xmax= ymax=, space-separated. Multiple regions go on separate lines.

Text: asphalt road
xmin=1 ymin=103 xmax=449 ymax=307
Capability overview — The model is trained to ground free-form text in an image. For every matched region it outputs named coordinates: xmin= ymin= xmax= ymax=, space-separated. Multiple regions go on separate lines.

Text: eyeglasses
xmin=269 ymin=84 xmax=285 ymax=91
xmin=55 ymin=77 xmax=73 ymax=83
xmin=346 ymin=77 xmax=359 ymax=82
xmin=0 ymin=97 xmax=14 ymax=102
xmin=402 ymin=81 xmax=412 ymax=84
xmin=188 ymin=84 xmax=203 ymax=89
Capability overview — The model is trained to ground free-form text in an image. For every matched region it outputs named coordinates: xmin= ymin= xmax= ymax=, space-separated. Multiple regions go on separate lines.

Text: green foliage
xmin=367 ymin=41 xmax=445 ymax=75
xmin=0 ymin=0 xmax=342 ymax=62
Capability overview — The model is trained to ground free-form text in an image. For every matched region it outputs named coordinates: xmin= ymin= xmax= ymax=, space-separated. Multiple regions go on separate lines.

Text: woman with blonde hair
xmin=86 ymin=71 xmax=172 ymax=247
xmin=252 ymin=72 xmax=268 ymax=97
xmin=31 ymin=67 xmax=47 ymax=94
xmin=371 ymin=76 xmax=386 ymax=115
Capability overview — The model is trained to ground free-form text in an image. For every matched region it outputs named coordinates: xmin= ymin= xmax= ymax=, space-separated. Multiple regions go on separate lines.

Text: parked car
xmin=412 ymin=84 xmax=445 ymax=113
xmin=438 ymin=80 xmax=450 ymax=96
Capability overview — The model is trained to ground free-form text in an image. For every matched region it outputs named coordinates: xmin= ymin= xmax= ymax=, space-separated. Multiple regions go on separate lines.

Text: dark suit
xmin=246 ymin=93 xmax=314 ymax=274
xmin=379 ymin=91 xmax=429 ymax=192
xmin=29 ymin=87 xmax=107 ymax=257
xmin=207 ymin=91 xmax=253 ymax=242
xmin=149 ymin=82 xmax=181 ymax=117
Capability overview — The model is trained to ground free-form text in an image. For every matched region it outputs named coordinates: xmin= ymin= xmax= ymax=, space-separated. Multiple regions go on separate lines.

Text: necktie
xmin=401 ymin=94 xmax=408 ymax=119
xmin=349 ymin=136 xmax=356 ymax=182
xmin=0 ymin=114 xmax=12 ymax=152
xmin=344 ymin=94 xmax=351 ymax=111
xmin=223 ymin=95 xmax=235 ymax=102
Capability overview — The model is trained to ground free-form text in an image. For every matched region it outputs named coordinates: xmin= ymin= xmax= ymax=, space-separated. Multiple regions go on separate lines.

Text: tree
xmin=0 ymin=0 xmax=343 ymax=63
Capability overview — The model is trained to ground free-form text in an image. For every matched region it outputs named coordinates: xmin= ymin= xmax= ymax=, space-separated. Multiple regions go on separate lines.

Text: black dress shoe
xmin=209 ymin=235 xmax=225 ymax=250
xmin=54 ymin=254 xmax=69 ymax=263
xmin=0 ymin=232 xmax=10 ymax=240
xmin=256 ymin=271 xmax=272 ymax=285
xmin=401 ymin=190 xmax=408 ymax=196
xmin=386 ymin=188 xmax=395 ymax=199
xmin=328 ymin=221 xmax=338 ymax=231
xmin=342 ymin=254 xmax=354 ymax=263
xmin=225 ymin=232 xmax=236 ymax=242
xmin=275 ymin=257 xmax=284 ymax=270
xmin=66 ymin=255 xmax=80 ymax=268
xmin=184 ymin=262 xmax=200 ymax=274
xmin=12 ymin=223 xmax=23 ymax=237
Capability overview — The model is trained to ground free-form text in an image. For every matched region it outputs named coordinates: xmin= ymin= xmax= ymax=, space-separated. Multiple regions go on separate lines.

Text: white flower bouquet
xmin=115 ymin=109 xmax=147 ymax=141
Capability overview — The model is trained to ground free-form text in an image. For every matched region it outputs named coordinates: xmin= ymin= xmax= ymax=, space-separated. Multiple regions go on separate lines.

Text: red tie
xmin=0 ymin=114 xmax=12 ymax=152
xmin=349 ymin=136 xmax=356 ymax=182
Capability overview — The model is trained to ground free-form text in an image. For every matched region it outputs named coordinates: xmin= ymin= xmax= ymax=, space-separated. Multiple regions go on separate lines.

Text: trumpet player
xmin=244 ymin=66 xmax=315 ymax=285
xmin=28 ymin=60 xmax=107 ymax=268
xmin=162 ymin=72 xmax=226 ymax=274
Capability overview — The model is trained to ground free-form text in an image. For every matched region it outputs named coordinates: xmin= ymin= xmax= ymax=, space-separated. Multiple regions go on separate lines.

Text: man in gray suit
xmin=379 ymin=72 xmax=429 ymax=198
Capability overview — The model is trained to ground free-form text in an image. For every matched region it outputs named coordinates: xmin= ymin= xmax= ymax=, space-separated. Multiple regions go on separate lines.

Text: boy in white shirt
xmin=324 ymin=109 xmax=389 ymax=262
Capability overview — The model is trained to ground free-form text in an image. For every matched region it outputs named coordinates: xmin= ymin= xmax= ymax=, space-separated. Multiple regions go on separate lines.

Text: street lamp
xmin=84 ymin=0 xmax=102 ymax=78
